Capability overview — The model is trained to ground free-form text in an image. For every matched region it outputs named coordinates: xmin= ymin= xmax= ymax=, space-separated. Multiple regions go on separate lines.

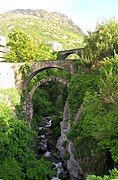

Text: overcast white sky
xmin=0 ymin=0 xmax=118 ymax=33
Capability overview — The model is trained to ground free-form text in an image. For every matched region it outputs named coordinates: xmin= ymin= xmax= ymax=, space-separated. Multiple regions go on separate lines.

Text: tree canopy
xmin=83 ymin=19 xmax=118 ymax=64
xmin=4 ymin=29 xmax=57 ymax=62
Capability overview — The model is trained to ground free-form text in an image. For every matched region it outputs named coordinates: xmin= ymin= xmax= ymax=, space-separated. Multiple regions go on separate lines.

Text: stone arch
xmin=57 ymin=48 xmax=83 ymax=60
xmin=23 ymin=60 xmax=76 ymax=89
xmin=23 ymin=76 xmax=69 ymax=125
xmin=30 ymin=76 xmax=69 ymax=98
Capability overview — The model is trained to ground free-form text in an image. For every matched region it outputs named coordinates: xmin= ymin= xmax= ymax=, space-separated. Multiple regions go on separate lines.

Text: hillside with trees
xmin=0 ymin=17 xmax=118 ymax=179
xmin=0 ymin=9 xmax=84 ymax=49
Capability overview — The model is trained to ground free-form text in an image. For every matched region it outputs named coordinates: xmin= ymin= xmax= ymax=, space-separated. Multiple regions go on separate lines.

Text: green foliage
xmin=4 ymin=29 xmax=36 ymax=62
xmin=62 ymin=140 xmax=69 ymax=148
xmin=109 ymin=168 xmax=118 ymax=179
xmin=83 ymin=19 xmax=118 ymax=63
xmin=67 ymin=55 xmax=118 ymax=176
xmin=19 ymin=62 xmax=31 ymax=78
xmin=81 ymin=92 xmax=117 ymax=157
xmin=36 ymin=41 xmax=55 ymax=60
xmin=0 ymin=88 xmax=20 ymax=106
xmin=4 ymin=29 xmax=54 ymax=62
xmin=0 ymin=157 xmax=25 ymax=180
xmin=64 ymin=152 xmax=70 ymax=160
xmin=0 ymin=89 xmax=56 ymax=179
xmin=26 ymin=158 xmax=55 ymax=180
xmin=33 ymin=88 xmax=54 ymax=117
xmin=68 ymin=91 xmax=118 ymax=161
xmin=67 ymin=70 xmax=99 ymax=119
xmin=99 ymin=55 xmax=118 ymax=104
xmin=86 ymin=168 xmax=118 ymax=180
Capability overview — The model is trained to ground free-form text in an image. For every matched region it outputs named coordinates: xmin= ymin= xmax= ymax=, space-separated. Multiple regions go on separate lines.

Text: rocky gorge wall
xmin=56 ymin=102 xmax=84 ymax=180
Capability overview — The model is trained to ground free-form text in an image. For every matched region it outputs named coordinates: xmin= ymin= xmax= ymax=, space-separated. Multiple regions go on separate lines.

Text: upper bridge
xmin=57 ymin=48 xmax=84 ymax=60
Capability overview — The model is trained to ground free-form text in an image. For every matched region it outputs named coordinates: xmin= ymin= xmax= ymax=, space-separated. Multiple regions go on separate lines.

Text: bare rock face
xmin=56 ymin=102 xmax=83 ymax=180
xmin=56 ymin=119 xmax=70 ymax=158
xmin=56 ymin=101 xmax=70 ymax=158
xmin=67 ymin=140 xmax=83 ymax=180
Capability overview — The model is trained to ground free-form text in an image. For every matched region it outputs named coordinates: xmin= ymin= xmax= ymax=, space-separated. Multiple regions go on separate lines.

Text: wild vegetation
xmin=0 ymin=88 xmax=56 ymax=179
xmin=0 ymin=17 xmax=118 ymax=179
xmin=4 ymin=29 xmax=56 ymax=62
xmin=67 ymin=19 xmax=118 ymax=178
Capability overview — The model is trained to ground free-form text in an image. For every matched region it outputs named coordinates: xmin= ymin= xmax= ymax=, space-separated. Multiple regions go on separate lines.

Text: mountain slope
xmin=0 ymin=9 xmax=84 ymax=49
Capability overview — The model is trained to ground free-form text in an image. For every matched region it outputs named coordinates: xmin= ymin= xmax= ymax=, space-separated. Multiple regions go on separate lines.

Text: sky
xmin=0 ymin=0 xmax=118 ymax=33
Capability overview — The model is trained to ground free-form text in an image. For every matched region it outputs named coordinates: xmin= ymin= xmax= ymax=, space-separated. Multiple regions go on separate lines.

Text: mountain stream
xmin=37 ymin=116 xmax=70 ymax=180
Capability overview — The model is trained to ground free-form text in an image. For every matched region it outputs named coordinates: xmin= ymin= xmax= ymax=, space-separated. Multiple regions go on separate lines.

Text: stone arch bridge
xmin=23 ymin=76 xmax=69 ymax=125
xmin=2 ymin=48 xmax=83 ymax=90
xmin=1 ymin=48 xmax=85 ymax=123
xmin=23 ymin=60 xmax=77 ymax=89
xmin=8 ymin=59 xmax=77 ymax=124
xmin=57 ymin=48 xmax=83 ymax=60
xmin=7 ymin=60 xmax=77 ymax=90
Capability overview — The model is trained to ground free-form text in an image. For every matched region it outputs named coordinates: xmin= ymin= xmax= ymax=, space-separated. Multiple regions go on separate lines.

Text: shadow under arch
xmin=23 ymin=75 xmax=69 ymax=125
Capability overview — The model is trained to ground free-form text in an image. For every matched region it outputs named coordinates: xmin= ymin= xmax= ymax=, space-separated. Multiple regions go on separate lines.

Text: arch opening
xmin=57 ymin=48 xmax=83 ymax=60
xmin=23 ymin=60 xmax=77 ymax=90
xmin=24 ymin=67 xmax=72 ymax=90
xmin=65 ymin=53 xmax=82 ymax=60
xmin=23 ymin=68 xmax=71 ymax=126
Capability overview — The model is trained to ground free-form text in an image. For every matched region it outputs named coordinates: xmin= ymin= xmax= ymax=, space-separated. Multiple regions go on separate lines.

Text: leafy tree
xmin=26 ymin=158 xmax=55 ymax=180
xmin=67 ymin=54 xmax=118 ymax=175
xmin=83 ymin=19 xmax=118 ymax=63
xmin=33 ymin=88 xmax=54 ymax=118
xmin=0 ymin=157 xmax=25 ymax=180
xmin=67 ymin=70 xmax=99 ymax=119
xmin=0 ymin=94 xmax=55 ymax=179
xmin=4 ymin=29 xmax=55 ymax=62
xmin=98 ymin=54 xmax=118 ymax=104
xmin=86 ymin=168 xmax=118 ymax=180
xmin=80 ymin=92 xmax=118 ymax=162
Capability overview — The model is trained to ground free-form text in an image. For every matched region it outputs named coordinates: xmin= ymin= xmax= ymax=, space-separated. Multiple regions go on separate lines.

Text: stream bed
xmin=37 ymin=116 xmax=70 ymax=180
